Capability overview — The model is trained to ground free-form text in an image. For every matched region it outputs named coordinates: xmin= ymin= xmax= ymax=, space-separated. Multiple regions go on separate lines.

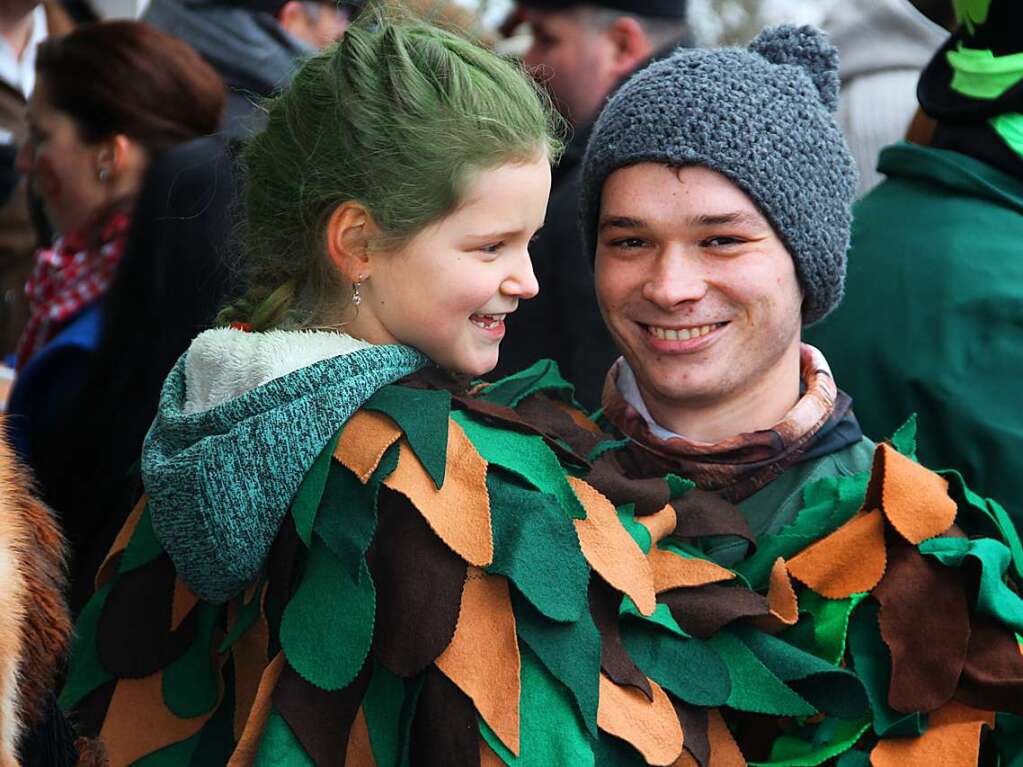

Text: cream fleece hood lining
xmin=183 ymin=327 xmax=373 ymax=415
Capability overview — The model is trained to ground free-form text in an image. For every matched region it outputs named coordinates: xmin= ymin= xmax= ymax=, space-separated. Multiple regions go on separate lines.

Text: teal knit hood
xmin=141 ymin=328 xmax=428 ymax=603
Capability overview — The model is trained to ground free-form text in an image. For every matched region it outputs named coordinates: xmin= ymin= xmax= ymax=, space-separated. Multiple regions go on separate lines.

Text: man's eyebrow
xmin=599 ymin=215 xmax=646 ymax=231
xmin=689 ymin=211 xmax=765 ymax=228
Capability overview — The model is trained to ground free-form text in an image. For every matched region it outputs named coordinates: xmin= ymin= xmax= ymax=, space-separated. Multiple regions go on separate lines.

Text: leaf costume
xmin=62 ymin=332 xmax=1023 ymax=765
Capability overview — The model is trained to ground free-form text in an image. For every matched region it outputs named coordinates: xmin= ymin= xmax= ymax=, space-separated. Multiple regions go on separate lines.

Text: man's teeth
xmin=648 ymin=323 xmax=722 ymax=341
xmin=470 ymin=313 xmax=506 ymax=329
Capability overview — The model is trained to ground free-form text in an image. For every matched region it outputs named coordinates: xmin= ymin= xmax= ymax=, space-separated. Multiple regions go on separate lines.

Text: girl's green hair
xmin=220 ymin=10 xmax=564 ymax=331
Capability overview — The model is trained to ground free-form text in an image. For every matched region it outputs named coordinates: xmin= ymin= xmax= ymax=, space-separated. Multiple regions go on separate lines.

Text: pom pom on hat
xmin=749 ymin=25 xmax=840 ymax=112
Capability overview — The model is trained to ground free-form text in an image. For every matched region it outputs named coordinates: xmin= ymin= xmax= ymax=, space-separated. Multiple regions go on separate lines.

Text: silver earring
xmin=352 ymin=281 xmax=362 ymax=306
xmin=98 ymin=167 xmax=110 ymax=183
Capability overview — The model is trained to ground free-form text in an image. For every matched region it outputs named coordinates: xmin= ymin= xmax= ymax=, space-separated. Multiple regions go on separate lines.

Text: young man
xmin=577 ymin=25 xmax=1023 ymax=764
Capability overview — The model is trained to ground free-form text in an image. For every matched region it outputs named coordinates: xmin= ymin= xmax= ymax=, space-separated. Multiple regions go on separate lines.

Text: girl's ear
xmin=327 ymin=201 xmax=376 ymax=282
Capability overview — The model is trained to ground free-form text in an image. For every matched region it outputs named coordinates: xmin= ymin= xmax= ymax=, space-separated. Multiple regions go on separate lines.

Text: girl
xmin=61 ymin=13 xmax=679 ymax=765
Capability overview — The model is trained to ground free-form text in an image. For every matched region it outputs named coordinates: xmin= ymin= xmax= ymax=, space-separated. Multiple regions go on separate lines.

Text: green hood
xmin=141 ymin=329 xmax=427 ymax=603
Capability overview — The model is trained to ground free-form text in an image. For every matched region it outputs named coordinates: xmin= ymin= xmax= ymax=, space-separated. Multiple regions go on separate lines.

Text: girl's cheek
xmin=33 ymin=154 xmax=62 ymax=202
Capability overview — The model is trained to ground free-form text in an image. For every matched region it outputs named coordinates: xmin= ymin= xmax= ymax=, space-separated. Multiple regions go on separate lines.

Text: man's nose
xmin=641 ymin=247 xmax=708 ymax=308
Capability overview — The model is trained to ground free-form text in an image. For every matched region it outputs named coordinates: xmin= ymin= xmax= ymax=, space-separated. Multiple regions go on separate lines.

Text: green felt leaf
xmin=940 ymin=468 xmax=1023 ymax=583
xmin=754 ymin=718 xmax=870 ymax=767
xmin=129 ymin=732 xmax=202 ymax=766
xmin=798 ymin=591 xmax=868 ymax=665
xmin=707 ymin=632 xmax=816 ymax=716
xmin=163 ymin=602 xmax=222 ymax=718
xmin=888 ymin=414 xmax=917 ymax=459
xmin=919 ymin=536 xmax=1023 ymax=633
xmin=587 ymin=438 xmax=631 ymax=463
xmin=188 ymin=666 xmax=237 ymax=766
xmin=480 ymin=358 xmax=577 ymax=409
xmin=487 ymin=471 xmax=589 ymax=622
xmin=219 ymin=578 xmax=265 ymax=653
xmin=512 ymin=589 xmax=600 ymax=737
xmin=479 ymin=645 xmax=594 ymax=766
xmin=363 ymin=662 xmax=406 ymax=767
xmin=665 ymin=473 xmax=695 ymax=499
xmin=60 ymin=581 xmax=114 ymax=709
xmin=314 ymin=449 xmax=395 ymax=582
xmin=834 ymin=751 xmax=872 ymax=767
xmin=992 ymin=713 xmax=1023 ymax=767
xmin=620 ymin=621 xmax=730 ymax=706
xmin=592 ymin=733 xmax=648 ymax=766
xmin=620 ymin=601 xmax=689 ymax=639
xmin=616 ymin=504 xmax=651 ymax=554
xmin=290 ymin=429 xmax=343 ymax=548
xmin=734 ymin=626 xmax=869 ymax=719
xmin=254 ymin=711 xmax=316 ymax=766
xmin=846 ymin=599 xmax=923 ymax=738
xmin=364 ymin=385 xmax=451 ymax=489
xmin=279 ymin=540 xmax=375 ymax=691
xmin=453 ymin=410 xmax=586 ymax=520
xmin=119 ymin=505 xmax=163 ymax=574
xmin=737 ymin=472 xmax=868 ymax=588
xmin=395 ymin=674 xmax=425 ymax=767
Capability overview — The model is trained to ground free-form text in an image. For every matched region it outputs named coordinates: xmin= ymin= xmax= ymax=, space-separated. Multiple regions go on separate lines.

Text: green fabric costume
xmin=62 ymin=345 xmax=1023 ymax=765
xmin=806 ymin=142 xmax=1023 ymax=528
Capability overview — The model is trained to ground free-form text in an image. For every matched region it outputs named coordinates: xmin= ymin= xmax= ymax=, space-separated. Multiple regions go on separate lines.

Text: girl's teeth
xmin=471 ymin=313 xmax=505 ymax=329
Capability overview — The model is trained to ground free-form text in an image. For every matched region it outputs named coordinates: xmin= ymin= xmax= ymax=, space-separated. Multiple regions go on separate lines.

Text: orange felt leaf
xmin=869 ymin=443 xmax=958 ymax=544
xmin=554 ymin=400 xmax=607 ymax=435
xmin=639 ymin=504 xmax=678 ymax=546
xmin=706 ymin=708 xmax=747 ymax=766
xmin=752 ymin=558 xmax=799 ymax=633
xmin=344 ymin=707 xmax=376 ymax=766
xmin=335 ymin=410 xmax=403 ymax=483
xmin=96 ymin=496 xmax=147 ymax=588
xmin=436 ymin=568 xmax=520 ymax=755
xmin=673 ymin=751 xmax=700 ymax=767
xmin=171 ymin=578 xmax=199 ymax=632
xmin=384 ymin=419 xmax=493 ymax=567
xmin=597 ymin=674 xmax=684 ymax=766
xmin=99 ymin=672 xmax=215 ymax=766
xmin=650 ymin=548 xmax=735 ymax=593
xmin=870 ymin=701 xmax=994 ymax=767
xmin=228 ymin=653 xmax=284 ymax=767
xmin=480 ymin=740 xmax=505 ymax=767
xmin=230 ymin=587 xmax=270 ymax=741
xmin=786 ymin=509 xmax=887 ymax=599
xmin=570 ymin=477 xmax=656 ymax=616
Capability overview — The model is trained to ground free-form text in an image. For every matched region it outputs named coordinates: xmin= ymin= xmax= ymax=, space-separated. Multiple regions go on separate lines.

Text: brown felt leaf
xmin=874 ymin=540 xmax=969 ymax=714
xmin=597 ymin=674 xmax=684 ymax=766
xmin=336 ymin=409 xmax=403 ymax=483
xmin=230 ymin=587 xmax=270 ymax=741
xmin=571 ymin=477 xmax=656 ymax=616
xmin=751 ymin=558 xmax=798 ymax=634
xmin=99 ymin=672 xmax=214 ymax=766
xmin=868 ymin=443 xmax=957 ymax=544
xmin=786 ymin=509 xmax=887 ymax=599
xmin=585 ymin=453 xmax=671 ymax=517
xmin=870 ymin=700 xmax=994 ymax=767
xmin=639 ymin=504 xmax=678 ymax=546
xmin=956 ymin=618 xmax=1023 ymax=715
xmin=345 ymin=707 xmax=376 ymax=767
xmin=650 ymin=549 xmax=735 ymax=593
xmin=410 ymin=667 xmax=480 ymax=767
xmin=171 ymin=578 xmax=199 ymax=632
xmin=672 ymin=491 xmax=755 ymax=546
xmin=661 ymin=584 xmax=769 ymax=640
xmin=480 ymin=740 xmax=504 ymax=766
xmin=672 ymin=699 xmax=709 ymax=767
xmin=436 ymin=568 xmax=521 ymax=755
xmin=706 ymin=708 xmax=746 ymax=766
xmin=96 ymin=496 xmax=147 ymax=589
xmin=228 ymin=653 xmax=284 ymax=767
xmin=384 ymin=419 xmax=493 ymax=567
xmin=590 ymin=578 xmax=653 ymax=700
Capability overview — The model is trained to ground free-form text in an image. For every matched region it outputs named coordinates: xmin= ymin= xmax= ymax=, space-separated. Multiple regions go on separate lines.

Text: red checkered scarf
xmin=15 ymin=208 xmax=132 ymax=370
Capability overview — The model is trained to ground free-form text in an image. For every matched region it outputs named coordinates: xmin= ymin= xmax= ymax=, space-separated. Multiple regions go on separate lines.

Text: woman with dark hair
xmin=4 ymin=20 xmax=225 ymax=613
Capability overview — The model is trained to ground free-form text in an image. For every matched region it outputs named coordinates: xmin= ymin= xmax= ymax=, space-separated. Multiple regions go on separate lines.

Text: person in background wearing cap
xmin=806 ymin=0 xmax=1023 ymax=529
xmin=489 ymin=0 xmax=690 ymax=411
xmin=577 ymin=23 xmax=1023 ymax=764
xmin=143 ymin=0 xmax=351 ymax=136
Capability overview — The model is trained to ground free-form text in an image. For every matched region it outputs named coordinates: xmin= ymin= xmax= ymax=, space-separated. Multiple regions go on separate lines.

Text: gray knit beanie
xmin=580 ymin=25 xmax=857 ymax=325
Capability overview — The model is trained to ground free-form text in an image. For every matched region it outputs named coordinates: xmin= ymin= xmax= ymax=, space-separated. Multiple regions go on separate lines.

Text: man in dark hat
xmin=490 ymin=0 xmax=690 ymax=410
xmin=807 ymin=0 xmax=1023 ymax=527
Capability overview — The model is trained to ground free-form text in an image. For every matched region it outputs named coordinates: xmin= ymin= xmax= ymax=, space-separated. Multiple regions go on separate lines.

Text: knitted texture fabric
xmin=141 ymin=340 xmax=428 ymax=604
xmin=580 ymin=25 xmax=857 ymax=325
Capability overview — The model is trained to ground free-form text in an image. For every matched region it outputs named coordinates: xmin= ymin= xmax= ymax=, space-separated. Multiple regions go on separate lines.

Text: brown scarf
xmin=602 ymin=344 xmax=843 ymax=502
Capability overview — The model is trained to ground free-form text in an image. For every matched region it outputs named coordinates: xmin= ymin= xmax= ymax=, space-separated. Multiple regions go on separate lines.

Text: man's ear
xmin=326 ymin=201 xmax=376 ymax=283
xmin=606 ymin=16 xmax=653 ymax=78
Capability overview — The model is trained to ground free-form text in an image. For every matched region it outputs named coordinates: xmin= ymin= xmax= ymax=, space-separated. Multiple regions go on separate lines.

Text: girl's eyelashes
xmin=480 ymin=241 xmax=504 ymax=254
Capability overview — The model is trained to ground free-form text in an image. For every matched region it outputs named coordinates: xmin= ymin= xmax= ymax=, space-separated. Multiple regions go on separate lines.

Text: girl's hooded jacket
xmin=63 ymin=329 xmax=1023 ymax=765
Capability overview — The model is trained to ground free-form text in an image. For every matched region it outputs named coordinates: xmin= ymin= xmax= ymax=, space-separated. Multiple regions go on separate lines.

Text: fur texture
xmin=0 ymin=421 xmax=72 ymax=764
xmin=183 ymin=328 xmax=373 ymax=414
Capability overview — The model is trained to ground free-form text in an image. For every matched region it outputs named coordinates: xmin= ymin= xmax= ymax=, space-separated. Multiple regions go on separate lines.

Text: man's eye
xmin=703 ymin=236 xmax=743 ymax=248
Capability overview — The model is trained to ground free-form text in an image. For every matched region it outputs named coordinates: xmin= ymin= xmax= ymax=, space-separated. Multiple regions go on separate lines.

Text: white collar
xmin=0 ymin=5 xmax=47 ymax=101
xmin=614 ymin=359 xmax=687 ymax=442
